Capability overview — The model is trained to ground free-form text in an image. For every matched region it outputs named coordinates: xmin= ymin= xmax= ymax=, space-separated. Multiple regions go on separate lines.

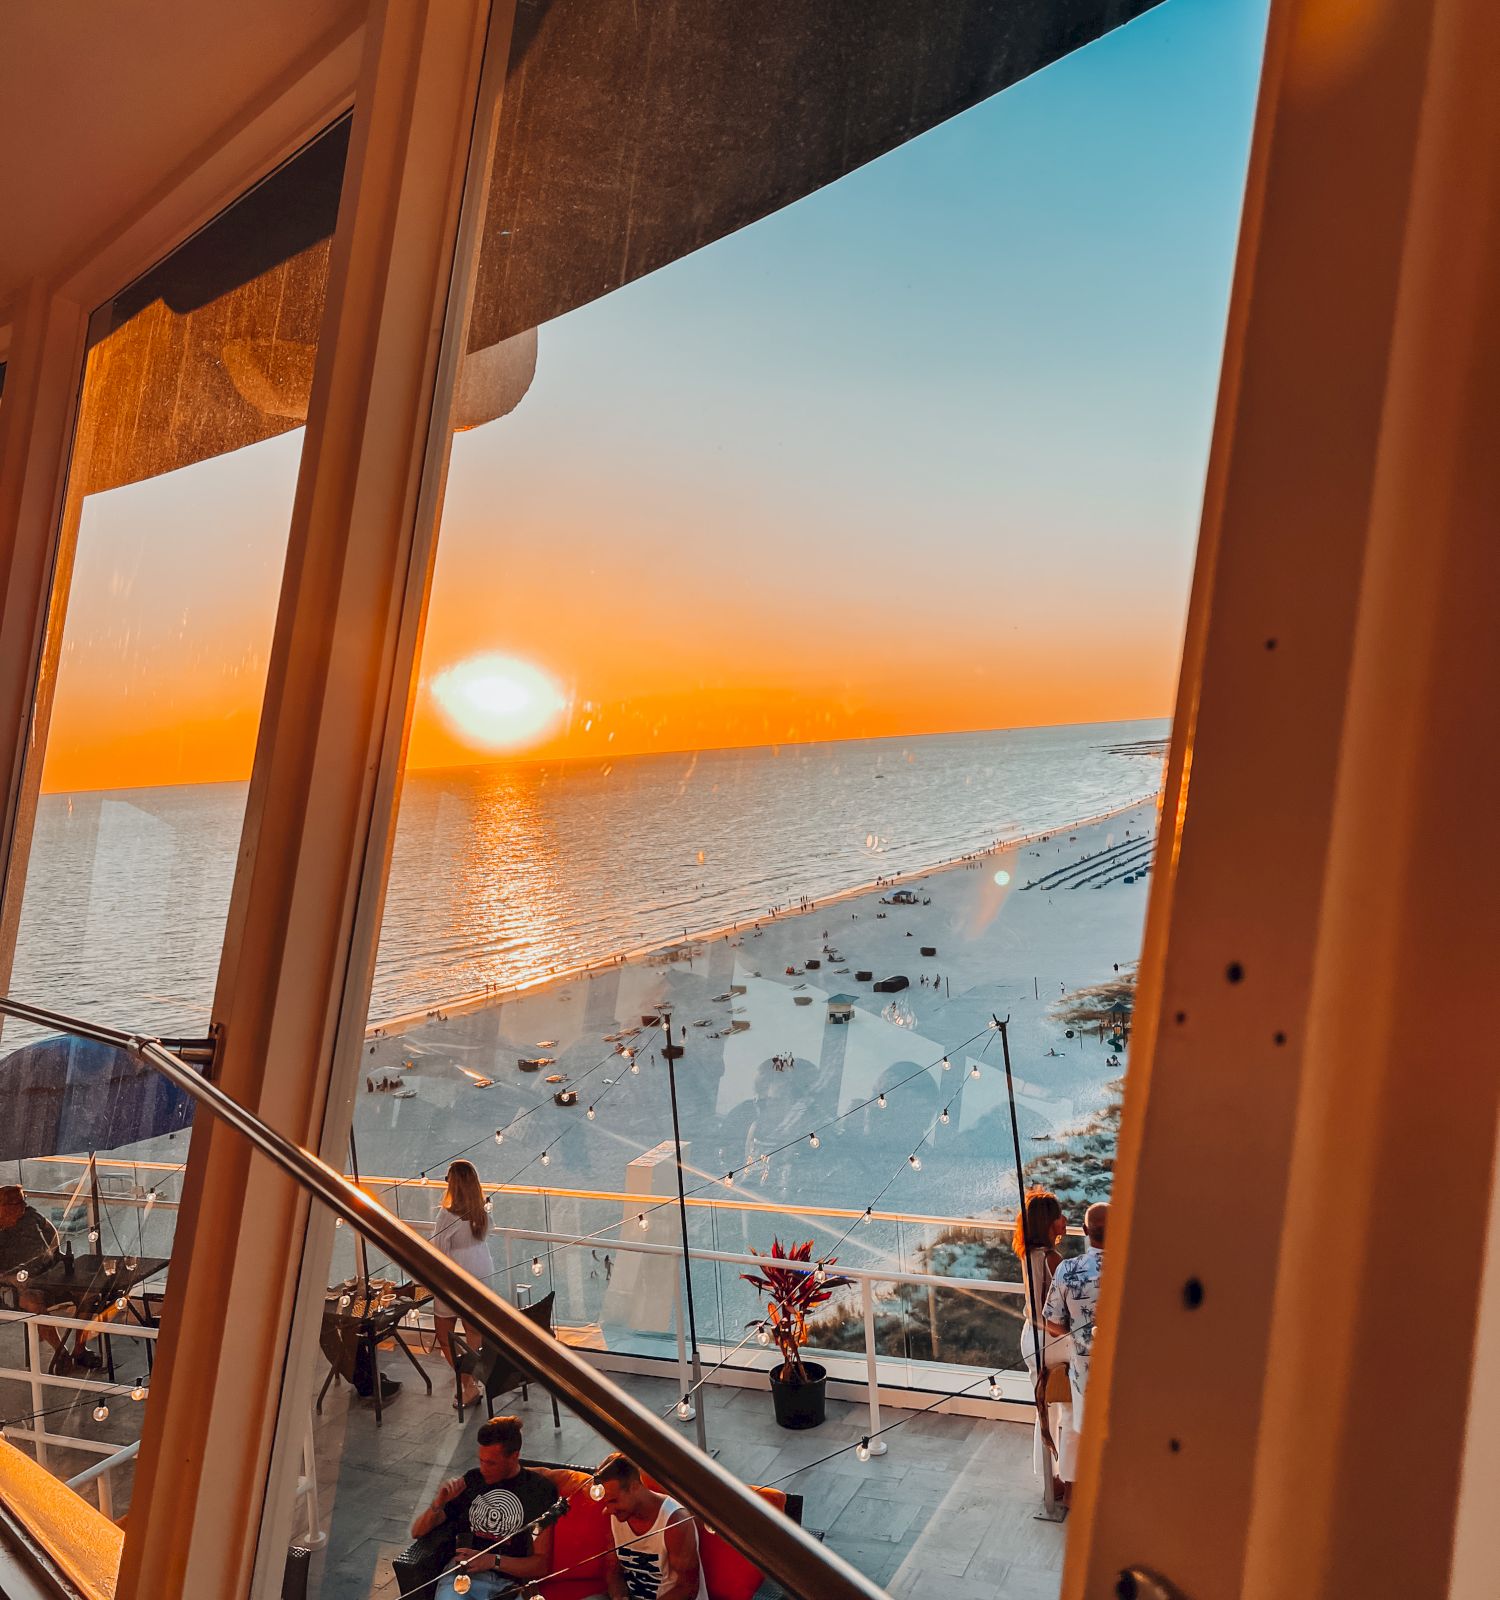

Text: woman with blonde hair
xmin=1011 ymin=1186 xmax=1078 ymax=1500
xmin=430 ymin=1159 xmax=493 ymax=1407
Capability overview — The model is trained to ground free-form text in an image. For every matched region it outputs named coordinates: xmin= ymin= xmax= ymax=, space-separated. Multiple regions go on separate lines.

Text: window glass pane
xmin=0 ymin=120 xmax=348 ymax=1520
xmin=284 ymin=2 xmax=1267 ymax=1595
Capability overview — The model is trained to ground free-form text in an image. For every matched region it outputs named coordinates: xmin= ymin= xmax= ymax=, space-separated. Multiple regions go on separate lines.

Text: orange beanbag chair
xmin=534 ymin=1468 xmax=615 ymax=1600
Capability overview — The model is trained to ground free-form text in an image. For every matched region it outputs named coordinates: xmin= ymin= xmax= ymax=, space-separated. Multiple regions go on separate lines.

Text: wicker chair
xmin=450 ymin=1290 xmax=561 ymax=1427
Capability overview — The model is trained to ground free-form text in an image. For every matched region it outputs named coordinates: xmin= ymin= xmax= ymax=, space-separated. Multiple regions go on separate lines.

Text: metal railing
xmin=0 ymin=995 xmax=890 ymax=1600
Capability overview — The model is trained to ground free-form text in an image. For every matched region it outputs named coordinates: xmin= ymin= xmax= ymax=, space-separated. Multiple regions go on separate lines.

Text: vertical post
xmin=663 ymin=1010 xmax=707 ymax=1450
xmin=25 ymin=1316 xmax=47 ymax=1471
xmin=859 ymin=1275 xmax=886 ymax=1455
xmin=301 ymin=1409 xmax=326 ymax=1549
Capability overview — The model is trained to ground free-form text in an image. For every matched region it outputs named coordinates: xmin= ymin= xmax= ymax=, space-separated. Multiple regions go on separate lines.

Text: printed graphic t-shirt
xmin=445 ymin=1465 xmax=555 ymax=1555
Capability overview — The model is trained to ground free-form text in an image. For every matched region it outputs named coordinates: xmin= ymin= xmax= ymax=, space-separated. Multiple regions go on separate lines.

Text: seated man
xmin=0 ymin=1185 xmax=99 ymax=1374
xmin=592 ymin=1453 xmax=706 ymax=1600
xmin=410 ymin=1415 xmax=558 ymax=1598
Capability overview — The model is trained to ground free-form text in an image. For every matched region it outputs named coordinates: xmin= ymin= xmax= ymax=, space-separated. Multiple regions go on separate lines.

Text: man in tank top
xmin=593 ymin=1454 xmax=708 ymax=1600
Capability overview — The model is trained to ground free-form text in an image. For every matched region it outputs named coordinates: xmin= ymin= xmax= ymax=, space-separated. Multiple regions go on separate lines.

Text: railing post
xmin=26 ymin=1313 xmax=48 ymax=1471
xmin=97 ymin=1464 xmax=114 ymax=1521
xmin=300 ymin=1408 xmax=326 ymax=1549
xmin=859 ymin=1276 xmax=887 ymax=1456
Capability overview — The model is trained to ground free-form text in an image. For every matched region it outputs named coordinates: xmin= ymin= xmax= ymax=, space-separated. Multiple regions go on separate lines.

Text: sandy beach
xmin=350 ymin=795 xmax=1159 ymax=1230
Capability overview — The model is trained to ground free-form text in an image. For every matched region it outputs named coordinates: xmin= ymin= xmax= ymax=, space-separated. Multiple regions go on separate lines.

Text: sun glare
xmin=429 ymin=654 xmax=567 ymax=752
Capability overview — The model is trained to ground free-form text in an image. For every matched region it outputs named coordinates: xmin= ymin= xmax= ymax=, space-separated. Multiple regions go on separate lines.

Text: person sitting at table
xmin=410 ymin=1414 xmax=559 ymax=1598
xmin=430 ymin=1159 xmax=494 ymax=1408
xmin=0 ymin=1185 xmax=100 ymax=1374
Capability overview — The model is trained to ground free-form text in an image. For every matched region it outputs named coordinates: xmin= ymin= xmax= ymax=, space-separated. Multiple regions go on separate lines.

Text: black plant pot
xmin=769 ymin=1361 xmax=828 ymax=1430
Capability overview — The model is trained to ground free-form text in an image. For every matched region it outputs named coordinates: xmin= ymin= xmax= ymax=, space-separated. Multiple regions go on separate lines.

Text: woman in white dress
xmin=1012 ymin=1187 xmax=1078 ymax=1499
xmin=430 ymin=1160 xmax=494 ymax=1408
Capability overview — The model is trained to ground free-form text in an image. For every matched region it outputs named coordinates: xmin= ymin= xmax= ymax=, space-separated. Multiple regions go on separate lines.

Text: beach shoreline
xmin=367 ymin=788 xmax=1161 ymax=1037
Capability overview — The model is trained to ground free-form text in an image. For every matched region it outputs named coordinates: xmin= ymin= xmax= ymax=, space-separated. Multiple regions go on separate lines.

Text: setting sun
xmin=428 ymin=653 xmax=567 ymax=752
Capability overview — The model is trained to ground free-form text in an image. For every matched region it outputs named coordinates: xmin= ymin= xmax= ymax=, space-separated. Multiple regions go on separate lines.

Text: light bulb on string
xmin=813 ymin=1264 xmax=826 ymax=1285
xmin=540 ymin=1150 xmax=551 ymax=1167
xmin=339 ymin=1294 xmax=352 ymax=1309
xmin=940 ymin=1109 xmax=950 ymax=1125
xmin=587 ymin=1107 xmax=596 ymax=1121
xmin=131 ymin=1386 xmax=147 ymax=1402
xmin=724 ymin=1171 xmax=735 ymax=1188
xmin=941 ymin=1057 xmax=951 ymax=1072
xmin=453 ymin=1575 xmax=471 ymax=1596
xmin=861 ymin=1208 xmax=873 ymax=1225
xmin=530 ymin=1257 xmax=543 ymax=1277
xmin=93 ymin=1404 xmax=109 ymax=1422
xmin=756 ymin=1324 xmax=772 ymax=1346
xmin=676 ymin=1397 xmax=693 ymax=1421
xmin=969 ymin=1064 xmax=981 ymax=1080
xmin=908 ymin=1155 xmax=922 ymax=1171
xmin=87 ymin=1230 xmax=99 ymax=1243
xmin=876 ymin=1094 xmax=887 ymax=1109
xmin=494 ymin=1129 xmax=504 ymax=1145
xmin=589 ymin=1481 xmax=605 ymax=1502
xmin=808 ymin=1132 xmax=820 ymax=1149
xmin=334 ymin=1219 xmax=343 ymax=1230
xmin=988 ymin=1376 xmax=1002 ymax=1400
xmin=14 ymin=1269 xmax=27 ymax=1284
xmin=636 ymin=1213 xmax=649 ymax=1231
xmin=115 ymin=1295 xmax=128 ymax=1311
xmin=484 ymin=1201 xmax=493 ymax=1215
xmin=856 ymin=1439 xmax=871 ymax=1463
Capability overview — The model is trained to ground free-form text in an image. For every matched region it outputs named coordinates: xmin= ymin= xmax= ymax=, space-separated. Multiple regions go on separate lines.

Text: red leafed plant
xmin=742 ymin=1239 xmax=851 ymax=1384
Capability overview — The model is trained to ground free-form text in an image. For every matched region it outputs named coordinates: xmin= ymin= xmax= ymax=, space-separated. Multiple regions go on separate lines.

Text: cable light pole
xmin=661 ymin=1004 xmax=708 ymax=1450
xmin=994 ymin=1013 xmax=1066 ymax=1523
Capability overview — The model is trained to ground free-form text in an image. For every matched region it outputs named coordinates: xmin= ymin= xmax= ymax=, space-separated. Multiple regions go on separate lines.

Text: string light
xmin=675 ymin=1397 xmax=693 ymax=1421
xmin=756 ymin=1324 xmax=772 ymax=1346
xmin=877 ymin=1094 xmax=887 ymax=1109
xmin=855 ymin=1439 xmax=871 ymax=1462
xmin=131 ymin=1386 xmax=147 ymax=1402
xmin=589 ymin=1481 xmax=605 ymax=1502
xmin=988 ymin=1376 xmax=1002 ymax=1400
xmin=861 ymin=1208 xmax=873 ymax=1225
xmin=942 ymin=1057 xmax=951 ymax=1071
xmin=724 ymin=1171 xmax=735 ymax=1188
xmin=940 ymin=1109 xmax=950 ymax=1125
xmin=92 ymin=1404 xmax=109 ymax=1422
xmin=907 ymin=1155 xmax=922 ymax=1171
xmin=969 ymin=1063 xmax=981 ymax=1080
xmin=636 ymin=1213 xmax=649 ymax=1231
xmin=808 ymin=1132 xmax=820 ymax=1149
xmin=334 ymin=1219 xmax=343 ymax=1229
xmin=813 ymin=1264 xmax=826 ymax=1285
xmin=630 ymin=1059 xmax=640 ymax=1075
xmin=494 ymin=1130 xmax=504 ymax=1145
xmin=87 ymin=1230 xmax=99 ymax=1243
xmin=587 ymin=1107 xmax=596 ymax=1120
xmin=339 ymin=1294 xmax=352 ymax=1309
xmin=14 ymin=1269 xmax=27 ymax=1284
xmin=530 ymin=1257 xmax=543 ymax=1277
xmin=114 ymin=1295 xmax=128 ymax=1311
xmin=453 ymin=1576 xmax=471 ymax=1595
xmin=540 ymin=1150 xmax=551 ymax=1167
xmin=484 ymin=1201 xmax=493 ymax=1215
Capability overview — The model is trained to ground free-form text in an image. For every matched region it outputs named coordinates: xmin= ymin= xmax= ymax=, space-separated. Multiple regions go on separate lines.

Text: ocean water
xmin=9 ymin=718 xmax=1165 ymax=1035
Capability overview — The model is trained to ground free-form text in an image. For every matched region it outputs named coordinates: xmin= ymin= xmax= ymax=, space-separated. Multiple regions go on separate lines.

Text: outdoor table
xmin=18 ymin=1253 xmax=170 ymax=1381
xmin=317 ymin=1279 xmax=432 ymax=1426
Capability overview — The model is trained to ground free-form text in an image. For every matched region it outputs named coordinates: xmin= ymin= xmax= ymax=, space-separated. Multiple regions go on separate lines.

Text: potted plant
xmin=741 ymin=1239 xmax=850 ymax=1430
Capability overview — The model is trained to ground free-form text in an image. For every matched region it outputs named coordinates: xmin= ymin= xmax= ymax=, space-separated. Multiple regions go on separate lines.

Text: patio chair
xmin=450 ymin=1290 xmax=561 ymax=1426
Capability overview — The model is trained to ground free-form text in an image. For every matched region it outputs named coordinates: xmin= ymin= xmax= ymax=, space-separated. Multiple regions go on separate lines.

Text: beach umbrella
xmin=0 ymin=1034 xmax=198 ymax=1162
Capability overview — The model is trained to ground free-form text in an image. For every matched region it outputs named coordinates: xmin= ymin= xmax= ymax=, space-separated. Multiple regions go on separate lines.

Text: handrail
xmin=24 ymin=1150 xmax=1091 ymax=1237
xmin=0 ymin=995 xmax=889 ymax=1600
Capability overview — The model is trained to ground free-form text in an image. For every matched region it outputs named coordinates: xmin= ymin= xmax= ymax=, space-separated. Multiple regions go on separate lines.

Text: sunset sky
xmin=41 ymin=0 xmax=1267 ymax=795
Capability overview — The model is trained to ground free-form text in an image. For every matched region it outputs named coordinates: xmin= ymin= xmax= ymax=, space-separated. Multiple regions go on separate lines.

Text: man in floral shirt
xmin=1044 ymin=1201 xmax=1107 ymax=1430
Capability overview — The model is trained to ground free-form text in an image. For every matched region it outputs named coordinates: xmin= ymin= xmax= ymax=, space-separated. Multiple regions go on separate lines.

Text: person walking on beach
xmin=1013 ymin=1188 xmax=1078 ymax=1499
xmin=429 ymin=1160 xmax=494 ymax=1407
